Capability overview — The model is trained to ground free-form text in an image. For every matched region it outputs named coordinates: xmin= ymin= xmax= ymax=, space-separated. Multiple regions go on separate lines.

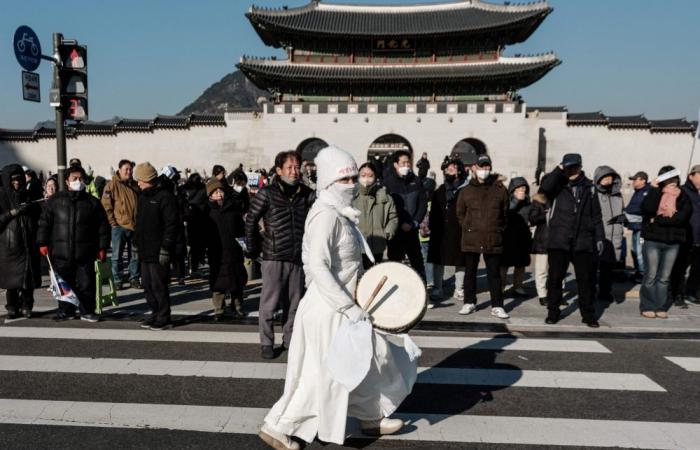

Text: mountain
xmin=178 ymin=70 xmax=269 ymax=115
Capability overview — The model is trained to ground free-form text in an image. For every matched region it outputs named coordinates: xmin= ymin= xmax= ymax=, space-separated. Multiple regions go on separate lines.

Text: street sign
xmin=13 ymin=25 xmax=42 ymax=71
xmin=21 ymin=71 xmax=40 ymax=102
xmin=49 ymin=88 xmax=61 ymax=107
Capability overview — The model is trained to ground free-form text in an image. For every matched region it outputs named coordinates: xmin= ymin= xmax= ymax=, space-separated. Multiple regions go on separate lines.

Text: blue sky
xmin=1 ymin=0 xmax=698 ymax=129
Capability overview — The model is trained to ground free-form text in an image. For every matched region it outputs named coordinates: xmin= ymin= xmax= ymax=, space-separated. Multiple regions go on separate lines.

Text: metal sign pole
xmin=53 ymin=32 xmax=67 ymax=191
xmin=689 ymin=138 xmax=698 ymax=176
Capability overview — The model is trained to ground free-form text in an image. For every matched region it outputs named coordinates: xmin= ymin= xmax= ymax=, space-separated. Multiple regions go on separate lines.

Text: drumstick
xmin=363 ymin=275 xmax=388 ymax=312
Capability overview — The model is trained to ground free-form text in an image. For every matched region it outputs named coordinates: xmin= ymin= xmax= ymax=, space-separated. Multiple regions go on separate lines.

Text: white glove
xmin=344 ymin=304 xmax=369 ymax=323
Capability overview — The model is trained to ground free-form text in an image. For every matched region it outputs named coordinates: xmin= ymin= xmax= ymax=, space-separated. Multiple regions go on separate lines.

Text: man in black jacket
xmin=245 ymin=151 xmax=314 ymax=359
xmin=383 ymin=150 xmax=428 ymax=282
xmin=0 ymin=164 xmax=42 ymax=319
xmin=38 ymin=165 xmax=110 ymax=322
xmin=133 ymin=162 xmax=179 ymax=330
xmin=538 ymin=154 xmax=605 ymax=327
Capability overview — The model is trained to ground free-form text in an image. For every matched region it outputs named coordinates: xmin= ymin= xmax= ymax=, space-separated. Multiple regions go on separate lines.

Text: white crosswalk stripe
xmin=0 ymin=324 xmax=694 ymax=448
xmin=0 ymin=355 xmax=665 ymax=391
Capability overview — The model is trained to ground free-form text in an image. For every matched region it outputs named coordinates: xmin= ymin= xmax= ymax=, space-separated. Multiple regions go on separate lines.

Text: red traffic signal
xmin=57 ymin=40 xmax=88 ymax=121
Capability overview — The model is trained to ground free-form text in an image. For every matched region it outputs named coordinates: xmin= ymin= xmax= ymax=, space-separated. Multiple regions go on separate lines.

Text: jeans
xmin=463 ymin=253 xmax=503 ymax=308
xmin=640 ymin=240 xmax=679 ymax=313
xmin=111 ymin=226 xmax=139 ymax=283
xmin=433 ymin=264 xmax=466 ymax=294
xmin=546 ymin=250 xmax=596 ymax=321
xmin=420 ymin=242 xmax=434 ymax=286
xmin=631 ymin=231 xmax=645 ymax=274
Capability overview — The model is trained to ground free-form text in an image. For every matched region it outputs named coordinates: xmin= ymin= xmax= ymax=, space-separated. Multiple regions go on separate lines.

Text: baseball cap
xmin=561 ymin=153 xmax=582 ymax=168
xmin=690 ymin=165 xmax=700 ymax=175
xmin=628 ymin=171 xmax=649 ymax=181
xmin=476 ymin=154 xmax=492 ymax=167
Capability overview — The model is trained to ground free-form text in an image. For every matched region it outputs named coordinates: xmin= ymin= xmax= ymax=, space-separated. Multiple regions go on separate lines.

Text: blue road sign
xmin=13 ymin=25 xmax=42 ymax=72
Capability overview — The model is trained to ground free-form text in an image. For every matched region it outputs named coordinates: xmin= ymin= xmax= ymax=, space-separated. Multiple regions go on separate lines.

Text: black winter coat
xmin=37 ymin=190 xmax=110 ymax=265
xmin=538 ymin=168 xmax=604 ymax=253
xmin=245 ymin=180 xmax=314 ymax=263
xmin=205 ymin=199 xmax=247 ymax=292
xmin=383 ymin=171 xmax=428 ymax=227
xmin=134 ymin=182 xmax=179 ymax=263
xmin=528 ymin=196 xmax=549 ymax=255
xmin=641 ymin=186 xmax=692 ymax=244
xmin=182 ymin=182 xmax=208 ymax=248
xmin=502 ymin=198 xmax=532 ymax=267
xmin=0 ymin=164 xmax=41 ymax=289
xmin=427 ymin=178 xmax=468 ymax=266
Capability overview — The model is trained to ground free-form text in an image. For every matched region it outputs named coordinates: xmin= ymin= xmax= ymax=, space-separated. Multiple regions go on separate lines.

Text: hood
xmin=0 ymin=164 xmax=27 ymax=191
xmin=507 ymin=177 xmax=530 ymax=195
xmin=593 ymin=165 xmax=621 ymax=194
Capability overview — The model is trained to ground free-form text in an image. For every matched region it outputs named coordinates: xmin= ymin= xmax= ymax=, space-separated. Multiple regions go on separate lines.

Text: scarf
xmin=318 ymin=188 xmax=375 ymax=263
xmin=657 ymin=184 xmax=681 ymax=218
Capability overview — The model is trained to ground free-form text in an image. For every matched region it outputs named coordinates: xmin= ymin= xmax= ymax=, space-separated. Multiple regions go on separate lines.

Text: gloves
xmin=158 ymin=248 xmax=170 ymax=266
xmin=596 ymin=241 xmax=604 ymax=256
xmin=39 ymin=246 xmax=49 ymax=257
xmin=97 ymin=249 xmax=106 ymax=261
xmin=344 ymin=304 xmax=370 ymax=323
xmin=9 ymin=204 xmax=28 ymax=217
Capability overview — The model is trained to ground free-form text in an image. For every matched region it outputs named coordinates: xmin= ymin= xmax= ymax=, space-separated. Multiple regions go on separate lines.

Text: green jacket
xmin=352 ymin=184 xmax=398 ymax=256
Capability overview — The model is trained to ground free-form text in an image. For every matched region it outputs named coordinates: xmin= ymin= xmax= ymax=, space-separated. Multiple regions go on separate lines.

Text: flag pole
xmin=688 ymin=138 xmax=697 ymax=174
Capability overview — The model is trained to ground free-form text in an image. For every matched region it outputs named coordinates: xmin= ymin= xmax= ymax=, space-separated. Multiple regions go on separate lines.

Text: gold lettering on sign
xmin=402 ymin=39 xmax=411 ymax=49
xmin=376 ymin=40 xmax=385 ymax=49
xmin=388 ymin=40 xmax=398 ymax=49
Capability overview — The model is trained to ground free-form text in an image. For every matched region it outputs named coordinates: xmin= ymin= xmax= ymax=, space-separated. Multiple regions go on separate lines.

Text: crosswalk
xmin=0 ymin=320 xmax=699 ymax=449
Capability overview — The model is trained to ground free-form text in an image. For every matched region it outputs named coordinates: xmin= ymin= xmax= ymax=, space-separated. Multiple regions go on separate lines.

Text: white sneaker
xmin=259 ymin=423 xmax=300 ymax=450
xmin=453 ymin=289 xmax=465 ymax=301
xmin=491 ymin=307 xmax=510 ymax=319
xmin=459 ymin=303 xmax=476 ymax=315
xmin=360 ymin=417 xmax=404 ymax=436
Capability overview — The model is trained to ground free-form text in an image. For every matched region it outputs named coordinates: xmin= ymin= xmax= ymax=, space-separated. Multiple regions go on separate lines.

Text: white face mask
xmin=68 ymin=180 xmax=85 ymax=191
xmin=359 ymin=176 xmax=375 ymax=188
xmin=329 ymin=182 xmax=358 ymax=206
xmin=476 ymin=169 xmax=491 ymax=180
xmin=398 ymin=167 xmax=411 ymax=177
xmin=233 ymin=185 xmax=244 ymax=193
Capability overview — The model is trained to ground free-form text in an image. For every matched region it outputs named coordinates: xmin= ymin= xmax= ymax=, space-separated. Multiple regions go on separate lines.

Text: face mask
xmin=359 ymin=176 xmax=375 ymax=188
xmin=280 ymin=176 xmax=298 ymax=186
xmin=330 ymin=182 xmax=358 ymax=206
xmin=69 ymin=180 xmax=85 ymax=191
xmin=476 ymin=169 xmax=490 ymax=180
xmin=398 ymin=167 xmax=411 ymax=177
xmin=233 ymin=185 xmax=244 ymax=193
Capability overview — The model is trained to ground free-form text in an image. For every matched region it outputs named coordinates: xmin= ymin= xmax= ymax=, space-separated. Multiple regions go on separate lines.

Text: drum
xmin=355 ymin=262 xmax=427 ymax=333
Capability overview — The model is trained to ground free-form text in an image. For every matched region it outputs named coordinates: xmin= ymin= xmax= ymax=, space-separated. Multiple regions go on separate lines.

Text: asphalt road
xmin=0 ymin=316 xmax=698 ymax=449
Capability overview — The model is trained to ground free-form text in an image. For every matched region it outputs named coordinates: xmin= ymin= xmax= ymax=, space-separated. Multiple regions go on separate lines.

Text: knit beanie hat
xmin=314 ymin=145 xmax=358 ymax=190
xmin=134 ymin=162 xmax=158 ymax=183
xmin=206 ymin=180 xmax=224 ymax=197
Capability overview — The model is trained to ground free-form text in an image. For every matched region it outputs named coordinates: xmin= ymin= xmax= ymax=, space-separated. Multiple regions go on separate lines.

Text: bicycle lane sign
xmin=13 ymin=25 xmax=42 ymax=71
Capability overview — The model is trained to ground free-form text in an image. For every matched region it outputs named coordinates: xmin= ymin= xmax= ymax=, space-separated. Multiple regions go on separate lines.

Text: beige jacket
xmin=101 ymin=175 xmax=140 ymax=230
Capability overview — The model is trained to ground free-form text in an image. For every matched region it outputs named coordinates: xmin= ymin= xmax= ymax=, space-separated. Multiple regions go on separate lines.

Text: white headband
xmin=657 ymin=169 xmax=681 ymax=183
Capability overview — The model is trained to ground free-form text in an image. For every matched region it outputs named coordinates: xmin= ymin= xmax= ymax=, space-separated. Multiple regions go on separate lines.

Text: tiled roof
xmin=566 ymin=112 xmax=608 ymax=126
xmin=0 ymin=114 xmax=227 ymax=141
xmin=607 ymin=115 xmax=649 ymax=130
xmin=237 ymin=54 xmax=561 ymax=95
xmin=649 ymin=119 xmax=695 ymax=134
xmin=247 ymin=0 xmax=552 ymax=47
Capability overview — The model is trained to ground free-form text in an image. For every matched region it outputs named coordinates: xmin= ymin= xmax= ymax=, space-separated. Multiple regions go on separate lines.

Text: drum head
xmin=356 ymin=262 xmax=427 ymax=333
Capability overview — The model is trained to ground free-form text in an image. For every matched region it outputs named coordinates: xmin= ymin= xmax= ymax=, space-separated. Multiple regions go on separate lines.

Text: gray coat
xmin=594 ymin=166 xmax=624 ymax=262
xmin=352 ymin=184 xmax=398 ymax=256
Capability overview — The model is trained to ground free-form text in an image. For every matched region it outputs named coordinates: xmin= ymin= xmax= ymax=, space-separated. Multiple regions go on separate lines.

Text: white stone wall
xmin=1 ymin=107 xmax=696 ymax=190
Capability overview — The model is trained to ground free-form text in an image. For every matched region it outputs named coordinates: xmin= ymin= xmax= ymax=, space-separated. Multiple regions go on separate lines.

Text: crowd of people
xmin=1 ymin=148 xmax=699 ymax=341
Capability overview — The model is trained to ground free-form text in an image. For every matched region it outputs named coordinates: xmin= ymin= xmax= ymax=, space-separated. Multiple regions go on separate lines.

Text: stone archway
xmin=367 ymin=133 xmax=413 ymax=161
xmin=451 ymin=138 xmax=488 ymax=165
xmin=296 ymin=137 xmax=328 ymax=162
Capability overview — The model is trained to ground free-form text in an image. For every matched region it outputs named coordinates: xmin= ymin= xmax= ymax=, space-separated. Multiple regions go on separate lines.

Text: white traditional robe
xmin=263 ymin=196 xmax=417 ymax=445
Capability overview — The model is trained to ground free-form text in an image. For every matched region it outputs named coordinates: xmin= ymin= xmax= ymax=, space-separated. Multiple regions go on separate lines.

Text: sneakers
xmin=261 ymin=345 xmax=275 ymax=360
xmin=360 ymin=417 xmax=404 ymax=436
xmin=545 ymin=311 xmax=560 ymax=325
xmin=20 ymin=307 xmax=32 ymax=318
xmin=673 ymin=296 xmax=688 ymax=309
xmin=582 ymin=318 xmax=600 ymax=328
xmin=685 ymin=296 xmax=700 ymax=306
xmin=80 ymin=314 xmax=100 ymax=323
xmin=259 ymin=423 xmax=300 ymax=450
xmin=54 ymin=311 xmax=75 ymax=321
xmin=512 ymin=287 xmax=528 ymax=297
xmin=490 ymin=307 xmax=510 ymax=319
xmin=459 ymin=303 xmax=476 ymax=315
xmin=139 ymin=316 xmax=155 ymax=329
xmin=640 ymin=311 xmax=656 ymax=319
xmin=149 ymin=321 xmax=172 ymax=331
xmin=453 ymin=289 xmax=465 ymax=301
xmin=655 ymin=311 xmax=669 ymax=319
xmin=130 ymin=279 xmax=142 ymax=290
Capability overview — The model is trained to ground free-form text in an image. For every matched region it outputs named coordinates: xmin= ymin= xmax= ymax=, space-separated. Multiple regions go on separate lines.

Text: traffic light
xmin=57 ymin=39 xmax=88 ymax=121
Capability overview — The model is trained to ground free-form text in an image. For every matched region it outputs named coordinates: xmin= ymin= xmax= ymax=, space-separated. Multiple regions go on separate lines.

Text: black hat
xmin=476 ymin=154 xmax=492 ymax=167
xmin=561 ymin=153 xmax=582 ymax=168
xmin=628 ymin=171 xmax=648 ymax=181
xmin=69 ymin=158 xmax=82 ymax=167
xmin=212 ymin=165 xmax=226 ymax=176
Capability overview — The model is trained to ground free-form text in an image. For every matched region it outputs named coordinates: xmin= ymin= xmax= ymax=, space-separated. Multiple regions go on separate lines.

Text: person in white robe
xmin=259 ymin=146 xmax=419 ymax=450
